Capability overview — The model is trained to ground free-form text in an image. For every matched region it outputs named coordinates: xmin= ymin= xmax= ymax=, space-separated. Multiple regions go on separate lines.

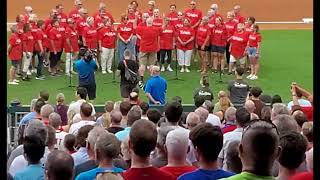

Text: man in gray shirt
xmin=227 ymin=67 xmax=249 ymax=107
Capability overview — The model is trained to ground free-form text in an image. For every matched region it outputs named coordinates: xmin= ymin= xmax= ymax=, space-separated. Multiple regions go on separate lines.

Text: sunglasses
xmin=123 ymin=17 xmax=129 ymax=20
xmin=242 ymin=119 xmax=279 ymax=138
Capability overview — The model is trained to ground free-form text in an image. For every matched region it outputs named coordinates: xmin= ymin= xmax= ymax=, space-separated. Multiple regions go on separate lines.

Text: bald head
xmin=40 ymin=104 xmax=54 ymax=119
xmin=194 ymin=107 xmax=209 ymax=122
xmin=186 ymin=112 xmax=201 ymax=130
xmin=46 ymin=150 xmax=74 ymax=180
xmin=49 ymin=112 xmax=62 ymax=129
xmin=245 ymin=100 xmax=256 ymax=113
xmin=165 ymin=128 xmax=189 ymax=161
xmin=110 ymin=110 xmax=122 ymax=125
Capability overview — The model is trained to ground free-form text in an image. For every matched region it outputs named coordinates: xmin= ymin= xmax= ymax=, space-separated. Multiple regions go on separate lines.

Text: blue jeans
xmin=118 ymin=38 xmax=136 ymax=62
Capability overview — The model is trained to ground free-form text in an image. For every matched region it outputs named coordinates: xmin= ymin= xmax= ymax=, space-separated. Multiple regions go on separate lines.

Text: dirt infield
xmin=7 ymin=0 xmax=312 ymax=29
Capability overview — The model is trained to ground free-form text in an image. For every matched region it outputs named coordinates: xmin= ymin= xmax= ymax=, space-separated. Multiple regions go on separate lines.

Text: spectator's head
xmin=10 ymin=24 xmax=18 ymax=33
xmin=23 ymin=135 xmax=45 ymax=164
xmin=79 ymin=8 xmax=88 ymax=18
xmin=239 ymin=120 xmax=280 ymax=176
xmin=244 ymin=100 xmax=256 ymax=113
xmin=225 ymin=107 xmax=237 ymax=123
xmin=104 ymin=101 xmax=114 ymax=113
xmin=120 ymin=101 xmax=131 ymax=116
xmin=271 ymin=103 xmax=289 ymax=120
xmin=292 ymin=110 xmax=308 ymax=130
xmin=165 ymin=128 xmax=189 ymax=163
xmin=123 ymin=49 xmax=132 ymax=60
xmin=129 ymin=119 xmax=157 ymax=158
xmin=76 ymin=87 xmax=87 ymax=100
xmin=273 ymin=115 xmax=299 ymax=135
xmin=235 ymin=67 xmax=245 ymax=77
xmin=153 ymin=8 xmax=160 ymax=17
xmin=157 ymin=125 xmax=175 ymax=152
xmin=30 ymin=98 xmax=38 ymax=112
xmin=45 ymin=150 xmax=74 ymax=180
xmin=169 ymin=4 xmax=176 ymax=12
xmin=172 ymin=96 xmax=182 ymax=104
xmin=200 ymin=75 xmax=210 ymax=87
xmin=227 ymin=11 xmax=235 ymax=20
xmin=150 ymin=65 xmax=160 ymax=75
xmin=247 ymin=16 xmax=256 ymax=24
xmin=146 ymin=109 xmax=162 ymax=124
xmin=194 ymin=107 xmax=209 ymax=123
xmin=271 ymin=95 xmax=282 ymax=106
xmin=23 ymin=23 xmax=31 ymax=32
xmin=139 ymin=101 xmax=149 ymax=115
xmin=260 ymin=95 xmax=272 ymax=105
xmin=64 ymin=134 xmax=76 ymax=152
xmin=39 ymin=90 xmax=50 ymax=102
xmin=226 ymin=141 xmax=242 ymax=174
xmin=130 ymin=0 xmax=139 ymax=9
xmin=194 ymin=95 xmax=205 ymax=108
xmin=202 ymin=100 xmax=214 ymax=113
xmin=76 ymin=125 xmax=94 ymax=148
xmin=165 ymin=102 xmax=183 ymax=124
xmin=189 ymin=0 xmax=197 ymax=9
xmin=110 ymin=110 xmax=122 ymax=125
xmin=302 ymin=122 xmax=313 ymax=143
xmin=261 ymin=106 xmax=272 ymax=122
xmin=49 ymin=112 xmax=62 ymax=129
xmin=34 ymin=99 xmax=46 ymax=114
xmin=24 ymin=119 xmax=48 ymax=143
xmin=46 ymin=126 xmax=57 ymax=149
xmin=80 ymin=102 xmax=93 ymax=119
xmin=190 ymin=123 xmax=223 ymax=163
xmin=56 ymin=93 xmax=65 ymax=105
xmin=95 ymin=132 xmax=120 ymax=163
xmin=278 ymin=131 xmax=307 ymax=170
xmin=186 ymin=112 xmax=201 ymax=130
xmin=87 ymin=126 xmax=108 ymax=156
xmin=250 ymin=87 xmax=262 ymax=98
xmin=235 ymin=107 xmax=251 ymax=127
xmin=127 ymin=105 xmax=142 ymax=126
xmin=40 ymin=104 xmax=54 ymax=119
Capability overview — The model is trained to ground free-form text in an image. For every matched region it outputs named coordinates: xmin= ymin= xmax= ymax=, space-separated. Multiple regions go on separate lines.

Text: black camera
xmin=80 ymin=47 xmax=97 ymax=62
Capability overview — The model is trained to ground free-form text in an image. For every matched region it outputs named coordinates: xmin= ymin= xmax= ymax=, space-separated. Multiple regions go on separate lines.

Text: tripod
xmin=58 ymin=53 xmax=76 ymax=90
xmin=216 ymin=54 xmax=224 ymax=84
xmin=169 ymin=49 xmax=184 ymax=81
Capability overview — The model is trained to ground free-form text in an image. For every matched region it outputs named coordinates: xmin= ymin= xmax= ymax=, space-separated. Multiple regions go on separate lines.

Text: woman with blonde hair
xmin=214 ymin=91 xmax=233 ymax=113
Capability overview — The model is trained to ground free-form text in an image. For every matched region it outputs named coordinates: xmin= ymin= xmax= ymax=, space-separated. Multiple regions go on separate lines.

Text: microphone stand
xmin=58 ymin=53 xmax=76 ymax=90
xmin=216 ymin=54 xmax=224 ymax=84
xmin=169 ymin=49 xmax=184 ymax=81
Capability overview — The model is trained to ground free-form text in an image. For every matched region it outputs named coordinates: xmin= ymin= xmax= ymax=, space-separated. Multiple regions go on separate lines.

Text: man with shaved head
xmin=46 ymin=150 xmax=74 ymax=180
xmin=107 ymin=110 xmax=124 ymax=134
xmin=220 ymin=120 xmax=280 ymax=180
xmin=244 ymin=100 xmax=259 ymax=120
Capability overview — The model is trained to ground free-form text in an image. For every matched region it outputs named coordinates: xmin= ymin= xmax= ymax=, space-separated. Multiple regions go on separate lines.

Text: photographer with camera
xmin=74 ymin=47 xmax=98 ymax=101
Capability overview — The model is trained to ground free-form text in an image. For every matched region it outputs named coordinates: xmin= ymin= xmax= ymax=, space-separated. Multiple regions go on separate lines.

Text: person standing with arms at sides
xmin=56 ymin=4 xmax=68 ymax=28
xmin=225 ymin=11 xmax=237 ymax=68
xmin=245 ymin=17 xmax=255 ymax=35
xmin=233 ymin=5 xmax=246 ymax=24
xmin=117 ymin=49 xmax=139 ymax=100
xmin=82 ymin=17 xmax=98 ymax=51
xmin=99 ymin=18 xmax=117 ymax=74
xmin=21 ymin=23 xmax=34 ymax=81
xmin=48 ymin=19 xmax=63 ymax=76
xmin=64 ymin=18 xmax=79 ymax=76
xmin=184 ymin=0 xmax=202 ymax=29
xmin=136 ymin=13 xmax=149 ymax=60
xmin=196 ymin=16 xmax=211 ymax=74
xmin=174 ymin=12 xmax=184 ymax=31
xmin=228 ymin=23 xmax=248 ymax=74
xmin=136 ymin=18 xmax=161 ymax=84
xmin=146 ymin=1 xmax=156 ymax=17
xmin=44 ymin=9 xmax=58 ymax=33
xmin=176 ymin=18 xmax=195 ymax=73
xmin=7 ymin=25 xmax=22 ymax=85
xmin=69 ymin=0 xmax=83 ymax=22
xmin=166 ymin=4 xmax=179 ymax=26
xmin=144 ymin=66 xmax=167 ymax=105
xmin=93 ymin=2 xmax=115 ymax=25
xmin=153 ymin=9 xmax=163 ymax=27
xmin=128 ymin=4 xmax=141 ymax=27
xmin=33 ymin=20 xmax=47 ymax=80
xmin=130 ymin=0 xmax=142 ymax=18
xmin=76 ymin=8 xmax=89 ymax=47
xmin=208 ymin=4 xmax=224 ymax=29
xmin=246 ymin=24 xmax=262 ymax=80
xmin=211 ymin=17 xmax=228 ymax=74
xmin=117 ymin=14 xmax=136 ymax=62
xmin=227 ymin=67 xmax=250 ymax=107
xmin=159 ymin=18 xmax=175 ymax=72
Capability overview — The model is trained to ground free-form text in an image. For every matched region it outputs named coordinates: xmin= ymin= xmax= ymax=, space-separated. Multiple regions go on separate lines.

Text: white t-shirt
xmin=55 ymin=130 xmax=69 ymax=150
xmin=67 ymin=99 xmax=96 ymax=118
xmin=287 ymin=99 xmax=312 ymax=110
xmin=206 ymin=114 xmax=222 ymax=128
xmin=69 ymin=120 xmax=96 ymax=135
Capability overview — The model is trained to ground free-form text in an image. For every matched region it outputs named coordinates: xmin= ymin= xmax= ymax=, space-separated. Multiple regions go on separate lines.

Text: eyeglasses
xmin=123 ymin=17 xmax=129 ymax=20
xmin=242 ymin=119 xmax=279 ymax=138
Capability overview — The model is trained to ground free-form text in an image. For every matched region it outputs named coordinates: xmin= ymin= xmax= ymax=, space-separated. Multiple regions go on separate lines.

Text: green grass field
xmin=7 ymin=30 xmax=313 ymax=105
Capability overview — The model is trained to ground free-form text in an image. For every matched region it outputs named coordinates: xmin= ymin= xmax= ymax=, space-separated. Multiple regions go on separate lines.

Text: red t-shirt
xmin=93 ymin=15 xmax=104 ymax=29
xmin=34 ymin=29 xmax=45 ymax=52
xmin=127 ymin=13 xmax=141 ymax=27
xmin=160 ymin=25 xmax=175 ymax=50
xmin=289 ymin=172 xmax=313 ymax=180
xmin=153 ymin=18 xmax=163 ymax=28
xmin=22 ymin=31 xmax=35 ymax=52
xmin=98 ymin=26 xmax=117 ymax=48
xmin=160 ymin=166 xmax=197 ymax=179
xmin=234 ymin=14 xmax=246 ymax=24
xmin=184 ymin=8 xmax=203 ymax=28
xmin=208 ymin=13 xmax=224 ymax=29
xmin=136 ymin=23 xmax=146 ymax=46
xmin=225 ymin=21 xmax=237 ymax=41
xmin=248 ymin=32 xmax=262 ymax=48
xmin=230 ymin=31 xmax=248 ymax=58
xmin=93 ymin=12 xmax=115 ymax=24
xmin=82 ymin=26 xmax=98 ymax=49
xmin=24 ymin=14 xmax=29 ymax=23
xmin=176 ymin=26 xmax=195 ymax=51
xmin=196 ymin=24 xmax=211 ymax=46
xmin=9 ymin=33 xmax=23 ymax=60
xmin=146 ymin=9 xmax=154 ymax=17
xmin=174 ymin=20 xmax=184 ymax=31
xmin=17 ymin=22 xmax=25 ymax=35
xmin=64 ymin=26 xmax=79 ymax=52
xmin=122 ymin=167 xmax=175 ymax=180
xmin=48 ymin=27 xmax=63 ymax=52
xmin=211 ymin=24 xmax=228 ymax=46
xmin=245 ymin=24 xmax=253 ymax=38
xmin=44 ymin=18 xmax=52 ymax=32
xmin=30 ymin=22 xmax=39 ymax=36
xmin=76 ymin=17 xmax=88 ymax=36
xmin=166 ymin=12 xmax=179 ymax=26
xmin=136 ymin=26 xmax=161 ymax=52
xmin=38 ymin=29 xmax=50 ymax=49
xmin=57 ymin=12 xmax=68 ymax=27
xmin=69 ymin=8 xmax=81 ymax=21
xmin=117 ymin=23 xmax=134 ymax=41
xmin=222 ymin=124 xmax=237 ymax=134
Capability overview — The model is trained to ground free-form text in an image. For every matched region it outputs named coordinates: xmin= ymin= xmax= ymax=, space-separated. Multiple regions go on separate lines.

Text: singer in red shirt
xmin=196 ymin=17 xmax=211 ymax=74
xmin=75 ymin=8 xmax=89 ymax=47
xmin=184 ymin=0 xmax=202 ymax=29
xmin=225 ymin=11 xmax=237 ymax=66
xmin=69 ymin=0 xmax=83 ymax=21
xmin=64 ymin=18 xmax=79 ymax=76
xmin=48 ymin=19 xmax=64 ymax=76
xmin=8 ymin=25 xmax=22 ymax=85
xmin=159 ymin=18 xmax=175 ymax=72
xmin=117 ymin=14 xmax=136 ymax=62
xmin=21 ymin=23 xmax=35 ymax=81
xmin=56 ymin=4 xmax=68 ymax=27
xmin=166 ymin=4 xmax=179 ymax=26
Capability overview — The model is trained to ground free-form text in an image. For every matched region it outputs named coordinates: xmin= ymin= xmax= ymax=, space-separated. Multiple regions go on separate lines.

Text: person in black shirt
xmin=117 ymin=49 xmax=139 ymax=100
xmin=193 ymin=75 xmax=214 ymax=103
xmin=227 ymin=67 xmax=250 ymax=108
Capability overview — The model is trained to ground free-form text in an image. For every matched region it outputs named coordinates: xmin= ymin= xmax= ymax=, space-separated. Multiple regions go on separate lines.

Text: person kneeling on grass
xmin=7 ymin=25 xmax=22 ymax=85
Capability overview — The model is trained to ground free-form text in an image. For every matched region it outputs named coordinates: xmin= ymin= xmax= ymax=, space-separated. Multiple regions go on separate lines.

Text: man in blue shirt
xmin=144 ymin=65 xmax=167 ymax=105
xmin=75 ymin=48 xmax=98 ymax=101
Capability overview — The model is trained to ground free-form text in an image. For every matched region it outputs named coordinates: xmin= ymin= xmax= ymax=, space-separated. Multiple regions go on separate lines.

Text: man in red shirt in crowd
xmin=225 ymin=11 xmax=238 ymax=66
xmin=166 ymin=4 xmax=179 ymax=26
xmin=184 ymin=0 xmax=202 ymax=29
xmin=233 ymin=5 xmax=246 ymax=24
xmin=56 ymin=4 xmax=68 ymax=27
xmin=64 ymin=18 xmax=79 ymax=76
xmin=146 ymin=1 xmax=156 ymax=17
xmin=23 ymin=6 xmax=33 ymax=23
xmin=122 ymin=119 xmax=175 ymax=180
xmin=69 ymin=0 xmax=83 ymax=21
xmin=208 ymin=4 xmax=224 ymax=29
xmin=228 ymin=23 xmax=248 ymax=74
xmin=76 ymin=8 xmax=89 ymax=47
xmin=136 ymin=18 xmax=161 ymax=83
xmin=8 ymin=25 xmax=22 ymax=85
xmin=159 ymin=18 xmax=175 ymax=72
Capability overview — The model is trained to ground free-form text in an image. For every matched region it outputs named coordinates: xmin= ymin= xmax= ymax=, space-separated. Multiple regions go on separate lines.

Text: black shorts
xmin=120 ymin=84 xmax=136 ymax=98
xmin=80 ymin=84 xmax=96 ymax=100
xmin=211 ymin=45 xmax=226 ymax=54
xmin=49 ymin=51 xmax=62 ymax=68
xmin=197 ymin=46 xmax=210 ymax=51
xmin=11 ymin=60 xmax=20 ymax=68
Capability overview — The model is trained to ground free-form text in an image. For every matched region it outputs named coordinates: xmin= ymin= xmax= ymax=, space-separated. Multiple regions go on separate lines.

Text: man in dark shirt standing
xmin=75 ymin=47 xmax=98 ymax=101
xmin=193 ymin=75 xmax=214 ymax=103
xmin=117 ymin=49 xmax=139 ymax=100
xmin=227 ymin=67 xmax=249 ymax=108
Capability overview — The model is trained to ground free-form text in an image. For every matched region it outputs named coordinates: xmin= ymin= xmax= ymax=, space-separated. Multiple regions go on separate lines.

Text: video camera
xmin=79 ymin=46 xmax=97 ymax=62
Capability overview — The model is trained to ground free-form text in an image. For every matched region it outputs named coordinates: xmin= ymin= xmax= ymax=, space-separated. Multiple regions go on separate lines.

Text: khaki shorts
xmin=139 ymin=52 xmax=157 ymax=66
xmin=230 ymin=55 xmax=246 ymax=64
